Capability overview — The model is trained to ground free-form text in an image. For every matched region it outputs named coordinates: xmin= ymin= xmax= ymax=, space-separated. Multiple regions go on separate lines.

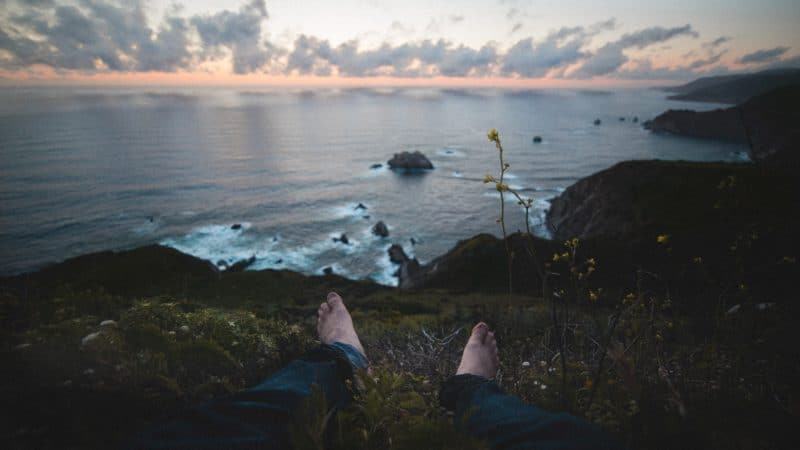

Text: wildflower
xmin=693 ymin=256 xmax=703 ymax=264
xmin=587 ymin=258 xmax=596 ymax=266
xmin=495 ymin=182 xmax=509 ymax=192
xmin=540 ymin=384 xmax=548 ymax=390
xmin=588 ymin=291 xmax=598 ymax=302
xmin=587 ymin=266 xmax=595 ymax=274
xmin=482 ymin=174 xmax=494 ymax=184
xmin=487 ymin=128 xmax=499 ymax=143
xmin=522 ymin=361 xmax=531 ymax=368
xmin=656 ymin=234 xmax=670 ymax=244
xmin=552 ymin=253 xmax=560 ymax=262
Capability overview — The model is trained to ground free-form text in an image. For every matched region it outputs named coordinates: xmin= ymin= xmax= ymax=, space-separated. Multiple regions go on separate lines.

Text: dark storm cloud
xmin=738 ymin=46 xmax=790 ymax=64
xmin=571 ymin=24 xmax=698 ymax=78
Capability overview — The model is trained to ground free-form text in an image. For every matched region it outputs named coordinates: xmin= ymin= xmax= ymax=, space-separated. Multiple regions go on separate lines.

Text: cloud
xmin=0 ymin=0 xmax=274 ymax=73
xmin=738 ymin=46 xmax=790 ymax=64
xmin=616 ymin=57 xmax=731 ymax=80
xmin=571 ymin=24 xmax=698 ymax=78
xmin=500 ymin=20 xmax=615 ymax=77
xmin=687 ymin=50 xmax=726 ymax=69
xmin=704 ymin=36 xmax=730 ymax=48
xmin=285 ymin=36 xmax=497 ymax=77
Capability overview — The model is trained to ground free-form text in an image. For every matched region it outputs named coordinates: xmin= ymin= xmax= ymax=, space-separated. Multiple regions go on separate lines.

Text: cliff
xmin=663 ymin=68 xmax=800 ymax=104
xmin=644 ymin=86 xmax=800 ymax=164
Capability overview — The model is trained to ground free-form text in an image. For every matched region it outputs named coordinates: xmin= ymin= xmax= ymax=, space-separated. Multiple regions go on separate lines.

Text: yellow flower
xmin=487 ymin=128 xmax=499 ymax=143
xmin=483 ymin=174 xmax=494 ymax=184
xmin=495 ymin=182 xmax=509 ymax=192
xmin=656 ymin=234 xmax=670 ymax=244
xmin=587 ymin=258 xmax=596 ymax=266
xmin=588 ymin=291 xmax=598 ymax=302
xmin=587 ymin=266 xmax=595 ymax=274
xmin=552 ymin=253 xmax=561 ymax=262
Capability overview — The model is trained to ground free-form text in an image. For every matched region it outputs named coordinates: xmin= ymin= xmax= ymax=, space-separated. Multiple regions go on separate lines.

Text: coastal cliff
xmin=644 ymin=85 xmax=800 ymax=164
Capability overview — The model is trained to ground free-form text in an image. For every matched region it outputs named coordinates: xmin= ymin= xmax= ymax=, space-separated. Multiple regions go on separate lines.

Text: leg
xmin=129 ymin=292 xmax=366 ymax=449
xmin=440 ymin=323 xmax=620 ymax=450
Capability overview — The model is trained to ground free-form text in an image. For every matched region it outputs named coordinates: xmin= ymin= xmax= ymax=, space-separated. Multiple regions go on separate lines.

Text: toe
xmin=469 ymin=322 xmax=489 ymax=344
xmin=327 ymin=292 xmax=343 ymax=308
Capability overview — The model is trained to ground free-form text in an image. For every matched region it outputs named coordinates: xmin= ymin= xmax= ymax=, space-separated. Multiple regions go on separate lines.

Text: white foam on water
xmin=452 ymin=171 xmax=463 ymax=178
xmin=160 ymin=222 xmax=256 ymax=265
xmin=370 ymin=253 xmax=399 ymax=287
xmin=330 ymin=203 xmax=372 ymax=221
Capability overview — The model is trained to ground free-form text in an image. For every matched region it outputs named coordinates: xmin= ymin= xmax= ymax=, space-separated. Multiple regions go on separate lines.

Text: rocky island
xmin=387 ymin=151 xmax=434 ymax=170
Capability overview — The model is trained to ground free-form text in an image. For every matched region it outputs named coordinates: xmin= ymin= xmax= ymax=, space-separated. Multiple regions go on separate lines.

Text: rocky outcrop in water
xmin=387 ymin=151 xmax=434 ymax=170
xmin=372 ymin=221 xmax=389 ymax=238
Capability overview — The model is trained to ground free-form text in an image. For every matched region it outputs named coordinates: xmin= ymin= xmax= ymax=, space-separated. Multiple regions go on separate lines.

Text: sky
xmin=0 ymin=0 xmax=798 ymax=86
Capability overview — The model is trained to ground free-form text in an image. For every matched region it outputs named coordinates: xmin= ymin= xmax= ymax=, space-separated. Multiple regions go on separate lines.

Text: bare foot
xmin=317 ymin=292 xmax=366 ymax=357
xmin=456 ymin=322 xmax=499 ymax=378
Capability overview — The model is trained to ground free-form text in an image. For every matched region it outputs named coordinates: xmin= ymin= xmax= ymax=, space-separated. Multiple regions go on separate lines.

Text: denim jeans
xmin=130 ymin=343 xmax=617 ymax=449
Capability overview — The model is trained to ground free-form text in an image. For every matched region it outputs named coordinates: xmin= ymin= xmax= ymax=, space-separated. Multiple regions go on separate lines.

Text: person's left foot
xmin=317 ymin=291 xmax=366 ymax=357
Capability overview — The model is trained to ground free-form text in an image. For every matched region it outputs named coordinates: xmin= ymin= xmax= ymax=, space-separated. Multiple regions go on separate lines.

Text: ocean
xmin=0 ymin=86 xmax=749 ymax=285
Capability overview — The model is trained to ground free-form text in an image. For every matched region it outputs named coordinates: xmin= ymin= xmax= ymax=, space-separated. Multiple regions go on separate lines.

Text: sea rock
xmin=231 ymin=223 xmax=242 ymax=230
xmin=594 ymin=119 xmax=602 ymax=126
xmin=388 ymin=244 xmax=409 ymax=264
xmin=387 ymin=151 xmax=434 ymax=170
xmin=355 ymin=203 xmax=367 ymax=210
xmin=372 ymin=221 xmax=389 ymax=237
xmin=387 ymin=244 xmax=422 ymax=288
xmin=370 ymin=163 xmax=383 ymax=169
xmin=532 ymin=136 xmax=543 ymax=143
xmin=333 ymin=234 xmax=350 ymax=245
xmin=227 ymin=256 xmax=256 ymax=272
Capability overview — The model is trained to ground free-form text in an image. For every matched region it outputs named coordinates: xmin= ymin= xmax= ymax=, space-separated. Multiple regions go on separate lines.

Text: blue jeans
xmin=131 ymin=343 xmax=617 ymax=449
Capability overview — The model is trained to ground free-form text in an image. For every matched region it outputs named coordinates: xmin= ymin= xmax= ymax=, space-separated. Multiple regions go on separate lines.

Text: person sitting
xmin=130 ymin=292 xmax=619 ymax=449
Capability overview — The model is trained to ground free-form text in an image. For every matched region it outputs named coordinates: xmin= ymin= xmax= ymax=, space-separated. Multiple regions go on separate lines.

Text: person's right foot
xmin=456 ymin=322 xmax=499 ymax=378
xmin=317 ymin=291 xmax=366 ymax=357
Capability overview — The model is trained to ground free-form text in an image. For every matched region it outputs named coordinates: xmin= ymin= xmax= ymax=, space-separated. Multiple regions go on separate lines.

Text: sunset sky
xmin=1 ymin=0 xmax=798 ymax=86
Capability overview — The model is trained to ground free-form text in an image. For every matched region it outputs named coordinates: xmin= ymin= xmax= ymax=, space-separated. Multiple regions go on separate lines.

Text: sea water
xmin=0 ymin=86 xmax=749 ymax=285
